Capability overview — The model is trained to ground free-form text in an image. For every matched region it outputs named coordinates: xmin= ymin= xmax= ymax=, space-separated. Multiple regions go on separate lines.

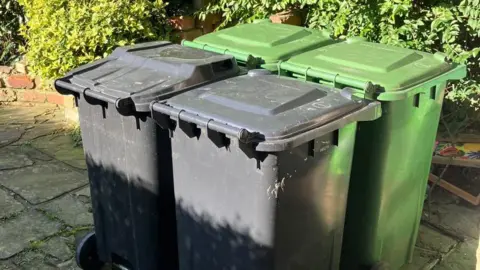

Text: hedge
xmin=0 ymin=0 xmax=24 ymax=64
xmin=18 ymin=0 xmax=169 ymax=79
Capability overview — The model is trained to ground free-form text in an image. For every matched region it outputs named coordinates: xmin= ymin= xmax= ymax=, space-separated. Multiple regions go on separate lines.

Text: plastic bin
xmin=182 ymin=20 xmax=334 ymax=70
xmin=54 ymin=41 xmax=239 ymax=270
xmin=278 ymin=37 xmax=467 ymax=269
xmin=150 ymin=70 xmax=381 ymax=270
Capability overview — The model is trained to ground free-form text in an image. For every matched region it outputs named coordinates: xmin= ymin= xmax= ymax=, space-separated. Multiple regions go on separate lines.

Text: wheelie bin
xmin=150 ymin=69 xmax=382 ymax=270
xmin=277 ymin=37 xmax=467 ymax=270
xmin=54 ymin=41 xmax=239 ymax=270
xmin=182 ymin=19 xmax=334 ymax=70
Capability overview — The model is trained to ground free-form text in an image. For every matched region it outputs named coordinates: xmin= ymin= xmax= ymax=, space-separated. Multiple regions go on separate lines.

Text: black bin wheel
xmin=75 ymin=231 xmax=103 ymax=270
xmin=371 ymin=261 xmax=390 ymax=270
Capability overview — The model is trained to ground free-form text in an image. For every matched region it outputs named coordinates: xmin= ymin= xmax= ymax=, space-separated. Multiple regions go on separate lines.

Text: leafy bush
xmin=18 ymin=0 xmax=169 ymax=79
xmin=200 ymin=0 xmax=480 ymax=110
xmin=0 ymin=0 xmax=24 ymax=65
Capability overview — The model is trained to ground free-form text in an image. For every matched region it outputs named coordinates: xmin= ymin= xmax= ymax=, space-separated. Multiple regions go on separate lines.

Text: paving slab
xmin=0 ymin=126 xmax=25 ymax=147
xmin=15 ymin=145 xmax=54 ymax=162
xmin=73 ymin=187 xmax=90 ymax=199
xmin=40 ymin=195 xmax=93 ymax=227
xmin=0 ymin=210 xmax=62 ymax=259
xmin=15 ymin=123 xmax=64 ymax=145
xmin=31 ymin=134 xmax=86 ymax=170
xmin=417 ymin=225 xmax=458 ymax=253
xmin=11 ymin=251 xmax=56 ymax=270
xmin=427 ymin=202 xmax=480 ymax=240
xmin=38 ymin=236 xmax=74 ymax=262
xmin=401 ymin=247 xmax=435 ymax=270
xmin=56 ymin=258 xmax=82 ymax=270
xmin=0 ymin=189 xmax=24 ymax=219
xmin=0 ymin=260 xmax=19 ymax=269
xmin=0 ymin=162 xmax=88 ymax=204
xmin=73 ymin=187 xmax=91 ymax=205
xmin=434 ymin=238 xmax=480 ymax=270
xmin=0 ymin=147 xmax=34 ymax=170
xmin=0 ymin=105 xmax=59 ymax=126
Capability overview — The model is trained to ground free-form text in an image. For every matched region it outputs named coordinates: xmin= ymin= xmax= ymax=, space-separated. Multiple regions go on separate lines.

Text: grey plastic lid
xmin=151 ymin=70 xmax=381 ymax=151
xmin=55 ymin=41 xmax=239 ymax=114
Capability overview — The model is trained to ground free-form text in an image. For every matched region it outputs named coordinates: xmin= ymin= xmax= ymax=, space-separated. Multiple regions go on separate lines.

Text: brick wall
xmin=0 ymin=62 xmax=79 ymax=124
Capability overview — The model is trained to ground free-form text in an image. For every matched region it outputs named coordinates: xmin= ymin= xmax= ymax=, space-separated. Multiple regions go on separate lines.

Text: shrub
xmin=200 ymin=0 xmax=480 ymax=110
xmin=18 ymin=0 xmax=169 ymax=79
xmin=0 ymin=0 xmax=24 ymax=65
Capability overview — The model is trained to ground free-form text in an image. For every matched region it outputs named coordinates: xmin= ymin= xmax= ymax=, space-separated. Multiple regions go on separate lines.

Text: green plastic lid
xmin=281 ymin=37 xmax=466 ymax=100
xmin=182 ymin=21 xmax=334 ymax=70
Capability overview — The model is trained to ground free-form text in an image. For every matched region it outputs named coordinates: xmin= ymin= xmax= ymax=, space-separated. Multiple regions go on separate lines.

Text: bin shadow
xmin=83 ymin=151 xmax=179 ymax=270
xmin=84 ymin=152 xmax=273 ymax=270
xmin=175 ymin=200 xmax=273 ymax=270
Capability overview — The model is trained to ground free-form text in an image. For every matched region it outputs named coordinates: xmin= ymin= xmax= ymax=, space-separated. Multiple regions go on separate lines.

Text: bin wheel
xmin=75 ymin=231 xmax=103 ymax=270
xmin=371 ymin=261 xmax=390 ymax=270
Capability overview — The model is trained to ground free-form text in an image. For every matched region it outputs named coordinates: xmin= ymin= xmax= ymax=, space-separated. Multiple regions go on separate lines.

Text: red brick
xmin=168 ymin=16 xmax=195 ymax=31
xmin=46 ymin=92 xmax=65 ymax=106
xmin=269 ymin=11 xmax=302 ymax=26
xmin=0 ymin=66 xmax=12 ymax=74
xmin=22 ymin=90 xmax=46 ymax=103
xmin=6 ymin=74 xmax=35 ymax=89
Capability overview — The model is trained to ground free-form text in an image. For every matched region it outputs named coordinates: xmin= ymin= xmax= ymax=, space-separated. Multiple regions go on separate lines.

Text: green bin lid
xmin=281 ymin=37 xmax=466 ymax=100
xmin=183 ymin=21 xmax=334 ymax=69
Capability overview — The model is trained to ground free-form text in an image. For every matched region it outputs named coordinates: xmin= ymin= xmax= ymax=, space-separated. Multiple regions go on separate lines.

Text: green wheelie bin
xmin=182 ymin=19 xmax=334 ymax=70
xmin=278 ymin=37 xmax=466 ymax=270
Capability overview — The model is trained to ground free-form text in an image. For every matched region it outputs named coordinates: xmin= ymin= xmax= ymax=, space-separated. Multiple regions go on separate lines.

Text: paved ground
xmin=0 ymin=103 xmax=478 ymax=270
xmin=0 ymin=104 xmax=89 ymax=269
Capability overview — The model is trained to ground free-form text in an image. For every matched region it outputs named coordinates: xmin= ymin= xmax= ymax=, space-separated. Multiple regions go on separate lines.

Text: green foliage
xmin=0 ymin=0 xmax=24 ymax=65
xmin=201 ymin=0 xmax=480 ymax=110
xmin=18 ymin=0 xmax=169 ymax=79
xmin=69 ymin=125 xmax=82 ymax=147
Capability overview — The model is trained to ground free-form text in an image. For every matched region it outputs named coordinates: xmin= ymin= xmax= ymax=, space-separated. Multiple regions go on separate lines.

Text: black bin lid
xmin=55 ymin=41 xmax=239 ymax=114
xmin=151 ymin=70 xmax=381 ymax=152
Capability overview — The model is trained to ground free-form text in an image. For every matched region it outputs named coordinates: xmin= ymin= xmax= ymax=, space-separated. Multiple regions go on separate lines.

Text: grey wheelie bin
xmin=150 ymin=70 xmax=382 ymax=270
xmin=54 ymin=41 xmax=239 ymax=270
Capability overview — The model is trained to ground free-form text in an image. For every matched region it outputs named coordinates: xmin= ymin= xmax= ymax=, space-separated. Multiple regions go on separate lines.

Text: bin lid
xmin=152 ymin=70 xmax=381 ymax=151
xmin=183 ymin=21 xmax=334 ymax=68
xmin=282 ymin=37 xmax=459 ymax=98
xmin=55 ymin=41 xmax=239 ymax=114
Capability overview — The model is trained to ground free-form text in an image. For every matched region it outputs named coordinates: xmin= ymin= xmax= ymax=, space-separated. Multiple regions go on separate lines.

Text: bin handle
xmin=150 ymin=102 xmax=258 ymax=144
xmin=151 ymin=102 xmax=258 ymax=144
xmin=55 ymin=79 xmax=83 ymax=96
xmin=55 ymin=79 xmax=135 ymax=115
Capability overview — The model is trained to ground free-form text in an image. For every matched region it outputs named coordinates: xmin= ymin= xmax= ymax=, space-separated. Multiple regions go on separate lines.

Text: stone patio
xmin=0 ymin=104 xmax=88 ymax=269
xmin=0 ymin=103 xmax=478 ymax=269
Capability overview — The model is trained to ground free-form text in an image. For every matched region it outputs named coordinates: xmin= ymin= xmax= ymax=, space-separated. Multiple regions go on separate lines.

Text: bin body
xmin=280 ymin=37 xmax=466 ymax=269
xmin=182 ymin=20 xmax=334 ymax=70
xmin=151 ymin=71 xmax=381 ymax=270
xmin=55 ymin=41 xmax=239 ymax=269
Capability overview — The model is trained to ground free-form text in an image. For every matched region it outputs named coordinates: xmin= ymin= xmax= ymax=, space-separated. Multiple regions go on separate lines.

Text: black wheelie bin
xmin=151 ymin=70 xmax=382 ymax=270
xmin=54 ymin=41 xmax=239 ymax=270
